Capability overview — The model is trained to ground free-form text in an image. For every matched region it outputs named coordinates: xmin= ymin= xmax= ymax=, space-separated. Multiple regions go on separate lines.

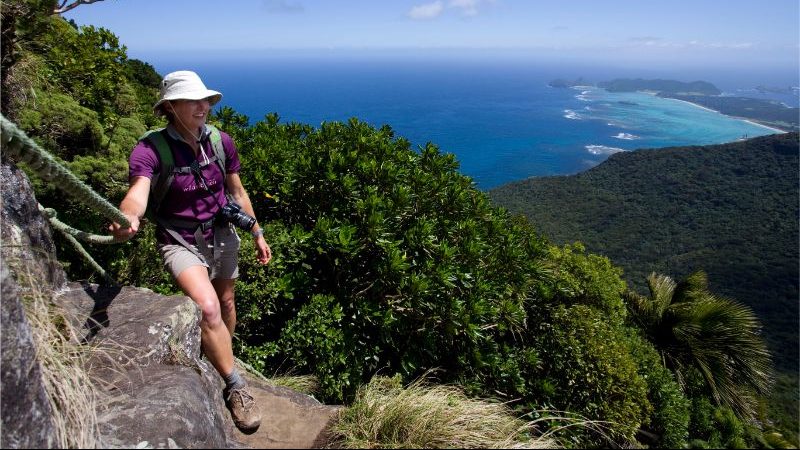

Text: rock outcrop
xmin=1 ymin=159 xmax=340 ymax=448
xmin=1 ymin=161 xmax=63 ymax=449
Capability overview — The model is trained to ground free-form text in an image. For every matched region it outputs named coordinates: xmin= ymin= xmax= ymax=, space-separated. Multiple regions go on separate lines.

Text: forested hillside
xmin=490 ymin=134 xmax=799 ymax=445
xmin=490 ymin=133 xmax=799 ymax=373
xmin=2 ymin=2 xmax=796 ymax=447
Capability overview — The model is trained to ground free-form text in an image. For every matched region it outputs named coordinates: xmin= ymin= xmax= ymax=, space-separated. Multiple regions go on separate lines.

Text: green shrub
xmin=527 ymin=304 xmax=650 ymax=446
xmin=18 ymin=91 xmax=104 ymax=159
xmin=628 ymin=332 xmax=690 ymax=448
xmin=232 ymin=116 xmax=551 ymax=403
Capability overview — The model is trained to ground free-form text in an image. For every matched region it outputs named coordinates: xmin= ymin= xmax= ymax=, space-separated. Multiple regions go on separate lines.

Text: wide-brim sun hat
xmin=153 ymin=70 xmax=222 ymax=116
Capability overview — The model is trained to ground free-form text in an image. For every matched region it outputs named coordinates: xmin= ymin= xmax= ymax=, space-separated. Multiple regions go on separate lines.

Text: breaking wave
xmin=585 ymin=145 xmax=626 ymax=155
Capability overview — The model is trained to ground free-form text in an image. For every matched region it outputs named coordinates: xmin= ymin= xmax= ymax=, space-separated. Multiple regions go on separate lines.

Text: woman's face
xmin=167 ymin=98 xmax=211 ymax=131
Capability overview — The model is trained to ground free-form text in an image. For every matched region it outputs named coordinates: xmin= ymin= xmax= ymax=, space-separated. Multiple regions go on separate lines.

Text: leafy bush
xmin=527 ymin=304 xmax=650 ymax=446
xmin=39 ymin=19 xmax=128 ymax=120
xmin=628 ymin=332 xmax=690 ymax=448
xmin=232 ymin=116 xmax=550 ymax=402
xmin=18 ymin=91 xmax=104 ymax=159
xmin=223 ymin=116 xmax=660 ymax=446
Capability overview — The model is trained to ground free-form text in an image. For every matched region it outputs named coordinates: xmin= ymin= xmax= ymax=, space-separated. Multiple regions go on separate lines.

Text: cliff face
xmin=1 ymin=161 xmax=62 ymax=448
xmin=0 ymin=160 xmax=338 ymax=448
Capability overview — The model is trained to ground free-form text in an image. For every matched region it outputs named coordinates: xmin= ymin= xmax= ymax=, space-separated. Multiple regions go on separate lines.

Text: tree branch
xmin=52 ymin=0 xmax=106 ymax=15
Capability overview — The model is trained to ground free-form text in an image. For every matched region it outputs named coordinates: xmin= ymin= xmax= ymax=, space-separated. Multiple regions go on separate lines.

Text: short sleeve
xmin=220 ymin=131 xmax=241 ymax=174
xmin=128 ymin=139 xmax=160 ymax=181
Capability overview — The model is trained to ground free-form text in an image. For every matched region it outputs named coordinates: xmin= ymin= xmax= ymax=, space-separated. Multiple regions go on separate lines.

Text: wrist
xmin=250 ymin=228 xmax=264 ymax=238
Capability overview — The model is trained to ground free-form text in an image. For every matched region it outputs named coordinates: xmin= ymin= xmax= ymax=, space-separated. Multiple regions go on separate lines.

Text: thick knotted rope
xmin=39 ymin=205 xmax=119 ymax=244
xmin=40 ymin=205 xmax=115 ymax=284
xmin=1 ymin=113 xmax=130 ymax=230
xmin=1 ymin=113 xmax=132 ymax=284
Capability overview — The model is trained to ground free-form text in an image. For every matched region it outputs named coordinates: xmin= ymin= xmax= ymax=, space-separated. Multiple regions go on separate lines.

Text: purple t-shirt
xmin=128 ymin=125 xmax=242 ymax=245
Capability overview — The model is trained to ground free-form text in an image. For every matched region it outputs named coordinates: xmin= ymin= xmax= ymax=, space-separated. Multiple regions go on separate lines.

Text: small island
xmin=597 ymin=78 xmax=721 ymax=95
xmin=547 ymin=77 xmax=591 ymax=88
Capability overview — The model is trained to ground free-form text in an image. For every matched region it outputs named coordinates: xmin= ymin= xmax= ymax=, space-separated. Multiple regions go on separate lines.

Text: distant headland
xmin=549 ymin=77 xmax=799 ymax=132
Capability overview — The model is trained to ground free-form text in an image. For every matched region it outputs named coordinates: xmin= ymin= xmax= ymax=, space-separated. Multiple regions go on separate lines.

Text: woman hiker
xmin=110 ymin=70 xmax=271 ymax=433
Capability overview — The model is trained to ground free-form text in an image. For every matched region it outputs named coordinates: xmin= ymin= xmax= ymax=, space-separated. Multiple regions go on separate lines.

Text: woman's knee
xmin=213 ymin=279 xmax=236 ymax=314
xmin=196 ymin=296 xmax=224 ymax=328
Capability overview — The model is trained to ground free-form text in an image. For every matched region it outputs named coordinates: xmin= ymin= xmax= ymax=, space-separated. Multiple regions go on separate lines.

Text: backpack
xmin=138 ymin=124 xmax=227 ymax=219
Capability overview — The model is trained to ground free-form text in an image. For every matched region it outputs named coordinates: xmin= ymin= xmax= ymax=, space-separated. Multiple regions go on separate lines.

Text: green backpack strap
xmin=206 ymin=124 xmax=227 ymax=176
xmin=138 ymin=128 xmax=174 ymax=218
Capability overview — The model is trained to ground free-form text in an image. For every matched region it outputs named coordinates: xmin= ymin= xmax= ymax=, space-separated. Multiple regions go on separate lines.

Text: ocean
xmin=150 ymin=54 xmax=795 ymax=190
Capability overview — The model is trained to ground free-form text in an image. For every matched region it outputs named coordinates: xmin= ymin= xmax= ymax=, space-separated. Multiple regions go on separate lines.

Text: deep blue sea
xmin=150 ymin=55 xmax=798 ymax=189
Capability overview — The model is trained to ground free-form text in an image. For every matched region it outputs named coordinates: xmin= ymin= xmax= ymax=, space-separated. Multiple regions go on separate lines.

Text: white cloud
xmin=408 ymin=1 xmax=445 ymax=20
xmin=262 ymin=0 xmax=304 ymax=14
xmin=450 ymin=0 xmax=479 ymax=16
xmin=629 ymin=36 xmax=662 ymax=43
xmin=409 ymin=0 xmax=496 ymax=20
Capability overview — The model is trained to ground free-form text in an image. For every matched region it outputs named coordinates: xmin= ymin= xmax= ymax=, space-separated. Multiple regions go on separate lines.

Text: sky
xmin=63 ymin=0 xmax=799 ymax=72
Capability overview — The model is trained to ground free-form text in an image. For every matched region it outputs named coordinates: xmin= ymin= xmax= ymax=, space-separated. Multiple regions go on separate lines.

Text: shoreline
xmin=667 ymin=97 xmax=787 ymax=133
xmin=640 ymin=91 xmax=789 ymax=134
xmin=739 ymin=118 xmax=788 ymax=134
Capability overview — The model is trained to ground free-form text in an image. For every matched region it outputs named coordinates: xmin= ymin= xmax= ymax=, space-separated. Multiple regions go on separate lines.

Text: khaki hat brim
xmin=153 ymin=90 xmax=223 ymax=116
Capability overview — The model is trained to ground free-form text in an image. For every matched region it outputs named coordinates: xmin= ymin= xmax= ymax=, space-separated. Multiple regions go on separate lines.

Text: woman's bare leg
xmin=212 ymin=278 xmax=237 ymax=337
xmin=175 ymin=266 xmax=233 ymax=376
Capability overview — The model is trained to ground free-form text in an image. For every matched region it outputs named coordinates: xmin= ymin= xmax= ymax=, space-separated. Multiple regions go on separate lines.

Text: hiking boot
xmin=225 ymin=386 xmax=261 ymax=433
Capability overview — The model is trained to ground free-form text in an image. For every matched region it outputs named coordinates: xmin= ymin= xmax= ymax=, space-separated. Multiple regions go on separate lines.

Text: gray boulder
xmin=0 ymin=160 xmax=62 ymax=448
xmin=54 ymin=283 xmax=240 ymax=449
xmin=0 ymin=265 xmax=58 ymax=449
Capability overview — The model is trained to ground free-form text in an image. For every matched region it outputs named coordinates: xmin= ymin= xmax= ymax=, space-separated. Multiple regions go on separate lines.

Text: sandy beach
xmin=740 ymin=119 xmax=787 ymax=134
xmin=662 ymin=96 xmax=788 ymax=134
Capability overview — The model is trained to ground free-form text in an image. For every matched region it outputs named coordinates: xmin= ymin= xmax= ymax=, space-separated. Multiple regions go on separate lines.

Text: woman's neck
xmin=171 ymin=122 xmax=202 ymax=152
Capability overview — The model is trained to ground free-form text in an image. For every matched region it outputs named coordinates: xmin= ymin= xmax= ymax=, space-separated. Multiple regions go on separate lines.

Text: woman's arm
xmin=109 ymin=176 xmax=150 ymax=240
xmin=225 ymin=172 xmax=272 ymax=265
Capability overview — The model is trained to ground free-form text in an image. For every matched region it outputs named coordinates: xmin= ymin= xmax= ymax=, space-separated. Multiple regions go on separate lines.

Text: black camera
xmin=217 ymin=201 xmax=256 ymax=231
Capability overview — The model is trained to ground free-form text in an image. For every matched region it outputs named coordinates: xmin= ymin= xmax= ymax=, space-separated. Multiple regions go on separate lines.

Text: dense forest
xmin=2 ymin=1 xmax=797 ymax=447
xmin=490 ymin=133 xmax=799 ymax=371
xmin=490 ymin=133 xmax=799 ymax=443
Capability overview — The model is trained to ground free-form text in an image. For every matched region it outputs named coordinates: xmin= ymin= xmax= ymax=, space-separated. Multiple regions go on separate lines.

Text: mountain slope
xmin=490 ymin=133 xmax=799 ymax=372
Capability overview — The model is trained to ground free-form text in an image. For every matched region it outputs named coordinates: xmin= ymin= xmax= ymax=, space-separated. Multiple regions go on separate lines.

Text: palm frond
xmin=628 ymin=271 xmax=773 ymax=421
xmin=672 ymin=270 xmax=708 ymax=304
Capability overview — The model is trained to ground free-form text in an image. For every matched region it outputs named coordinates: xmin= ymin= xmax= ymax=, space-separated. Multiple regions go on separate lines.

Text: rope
xmin=39 ymin=205 xmax=119 ymax=245
xmin=55 ymin=220 xmax=117 ymax=286
xmin=41 ymin=205 xmax=119 ymax=284
xmin=1 ymin=113 xmax=131 ymax=284
xmin=0 ymin=113 xmax=131 ymax=229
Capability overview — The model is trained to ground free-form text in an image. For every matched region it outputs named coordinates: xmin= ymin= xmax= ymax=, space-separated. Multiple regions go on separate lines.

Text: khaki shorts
xmin=159 ymin=224 xmax=241 ymax=280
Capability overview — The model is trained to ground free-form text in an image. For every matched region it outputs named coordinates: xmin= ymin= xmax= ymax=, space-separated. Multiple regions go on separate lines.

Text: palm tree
xmin=624 ymin=270 xmax=772 ymax=419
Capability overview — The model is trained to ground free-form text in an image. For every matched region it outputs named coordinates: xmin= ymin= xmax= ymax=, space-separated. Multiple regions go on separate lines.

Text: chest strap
xmin=162 ymin=216 xmax=216 ymax=232
xmin=171 ymin=154 xmax=220 ymax=174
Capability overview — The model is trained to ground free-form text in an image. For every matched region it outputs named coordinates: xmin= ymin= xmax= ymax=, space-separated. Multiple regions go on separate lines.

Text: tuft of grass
xmin=327 ymin=374 xmax=558 ymax=449
xmin=268 ymin=374 xmax=320 ymax=396
xmin=234 ymin=357 xmax=321 ymax=396
xmin=19 ymin=268 xmax=100 ymax=449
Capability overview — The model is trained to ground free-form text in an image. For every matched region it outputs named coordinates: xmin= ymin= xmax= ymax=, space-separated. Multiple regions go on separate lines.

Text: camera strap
xmin=190 ymin=160 xmax=226 ymax=211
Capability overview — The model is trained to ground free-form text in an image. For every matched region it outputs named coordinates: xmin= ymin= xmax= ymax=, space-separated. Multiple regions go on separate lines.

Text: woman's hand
xmin=255 ymin=235 xmax=272 ymax=265
xmin=109 ymin=214 xmax=140 ymax=241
